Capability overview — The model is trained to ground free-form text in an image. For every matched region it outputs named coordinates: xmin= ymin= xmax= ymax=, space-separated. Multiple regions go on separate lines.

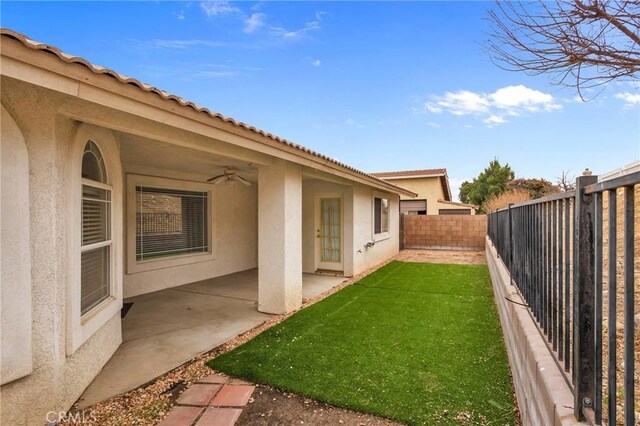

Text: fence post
xmin=573 ymin=174 xmax=598 ymax=421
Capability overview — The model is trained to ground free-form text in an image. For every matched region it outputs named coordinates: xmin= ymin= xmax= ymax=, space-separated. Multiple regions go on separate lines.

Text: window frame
xmin=372 ymin=192 xmax=391 ymax=241
xmin=126 ymin=174 xmax=216 ymax=275
xmin=66 ymin=124 xmax=123 ymax=356
xmin=80 ymin=175 xmax=113 ymax=316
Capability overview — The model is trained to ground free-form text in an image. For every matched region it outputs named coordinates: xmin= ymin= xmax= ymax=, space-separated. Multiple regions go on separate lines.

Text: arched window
xmin=81 ymin=141 xmax=112 ymax=315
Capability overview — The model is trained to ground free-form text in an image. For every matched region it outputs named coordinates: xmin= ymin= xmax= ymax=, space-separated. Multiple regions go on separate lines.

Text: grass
xmin=207 ymin=261 xmax=516 ymax=425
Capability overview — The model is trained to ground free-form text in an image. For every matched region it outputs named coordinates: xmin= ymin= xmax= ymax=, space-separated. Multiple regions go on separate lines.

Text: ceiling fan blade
xmin=206 ymin=174 xmax=225 ymax=182
xmin=211 ymin=176 xmax=227 ymax=185
xmin=235 ymin=175 xmax=252 ymax=186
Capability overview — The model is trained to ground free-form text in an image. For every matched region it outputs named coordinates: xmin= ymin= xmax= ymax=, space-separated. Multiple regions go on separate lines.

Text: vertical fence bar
xmin=547 ymin=201 xmax=552 ymax=340
xmin=607 ymin=190 xmax=617 ymax=425
xmin=594 ymin=192 xmax=603 ymax=424
xmin=558 ymin=199 xmax=564 ymax=361
xmin=540 ymin=203 xmax=549 ymax=335
xmin=537 ymin=202 xmax=543 ymax=322
xmin=525 ymin=206 xmax=532 ymax=307
xmin=573 ymin=174 xmax=598 ymax=421
xmin=623 ymin=186 xmax=635 ymax=426
xmin=564 ymin=197 xmax=571 ymax=373
xmin=552 ymin=200 xmax=558 ymax=351
xmin=509 ymin=204 xmax=514 ymax=285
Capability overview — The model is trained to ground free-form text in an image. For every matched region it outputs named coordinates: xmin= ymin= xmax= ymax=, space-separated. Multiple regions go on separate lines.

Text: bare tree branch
xmin=487 ymin=1 xmax=640 ymax=96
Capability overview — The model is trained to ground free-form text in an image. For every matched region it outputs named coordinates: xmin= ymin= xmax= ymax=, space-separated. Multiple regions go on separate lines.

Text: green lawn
xmin=208 ymin=261 xmax=516 ymax=425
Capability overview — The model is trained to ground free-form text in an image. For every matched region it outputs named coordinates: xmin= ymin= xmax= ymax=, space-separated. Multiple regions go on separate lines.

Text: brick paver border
xmin=158 ymin=373 xmax=255 ymax=426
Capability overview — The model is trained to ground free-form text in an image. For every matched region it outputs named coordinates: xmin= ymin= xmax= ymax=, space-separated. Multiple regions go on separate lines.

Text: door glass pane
xmin=321 ymin=198 xmax=341 ymax=263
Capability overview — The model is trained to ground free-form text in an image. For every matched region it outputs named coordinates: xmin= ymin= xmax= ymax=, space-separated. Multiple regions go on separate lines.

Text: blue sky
xmin=3 ymin=1 xmax=638 ymax=198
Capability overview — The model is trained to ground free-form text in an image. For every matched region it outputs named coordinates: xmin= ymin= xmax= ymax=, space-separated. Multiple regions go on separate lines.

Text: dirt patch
xmin=396 ymin=249 xmax=487 ymax=265
xmin=238 ymin=385 xmax=402 ymax=426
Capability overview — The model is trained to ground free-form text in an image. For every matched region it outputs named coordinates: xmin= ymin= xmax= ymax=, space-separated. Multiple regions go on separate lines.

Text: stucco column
xmin=257 ymin=159 xmax=302 ymax=314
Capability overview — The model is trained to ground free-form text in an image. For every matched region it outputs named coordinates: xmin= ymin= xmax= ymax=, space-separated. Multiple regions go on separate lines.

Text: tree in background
xmin=487 ymin=1 xmax=640 ymax=96
xmin=556 ymin=170 xmax=576 ymax=191
xmin=459 ymin=159 xmax=515 ymax=212
xmin=507 ymin=178 xmax=561 ymax=199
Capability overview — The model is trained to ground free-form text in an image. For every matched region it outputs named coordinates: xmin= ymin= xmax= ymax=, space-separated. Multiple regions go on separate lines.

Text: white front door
xmin=316 ymin=196 xmax=343 ymax=271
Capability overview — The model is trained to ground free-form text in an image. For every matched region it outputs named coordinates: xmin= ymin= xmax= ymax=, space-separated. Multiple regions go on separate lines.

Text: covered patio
xmin=78 ymin=270 xmax=345 ymax=407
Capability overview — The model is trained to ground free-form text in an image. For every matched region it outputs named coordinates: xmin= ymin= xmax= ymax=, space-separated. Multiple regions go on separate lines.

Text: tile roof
xmin=370 ymin=168 xmax=447 ymax=178
xmin=437 ymin=199 xmax=478 ymax=209
xmin=0 ymin=28 xmax=416 ymax=197
xmin=371 ymin=168 xmax=452 ymax=201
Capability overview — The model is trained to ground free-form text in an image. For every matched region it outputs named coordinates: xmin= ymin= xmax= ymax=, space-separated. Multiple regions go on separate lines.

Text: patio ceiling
xmin=119 ymin=132 xmax=258 ymax=183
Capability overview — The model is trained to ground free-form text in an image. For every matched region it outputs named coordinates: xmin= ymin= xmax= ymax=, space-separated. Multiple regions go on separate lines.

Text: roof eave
xmin=0 ymin=28 xmax=414 ymax=197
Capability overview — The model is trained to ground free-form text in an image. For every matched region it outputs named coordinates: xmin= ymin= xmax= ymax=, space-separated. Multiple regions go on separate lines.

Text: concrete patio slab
xmin=77 ymin=269 xmax=345 ymax=408
xmin=302 ymin=273 xmax=345 ymax=299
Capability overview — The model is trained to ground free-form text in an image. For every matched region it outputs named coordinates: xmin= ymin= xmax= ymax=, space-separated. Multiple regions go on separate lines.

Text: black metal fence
xmin=487 ymin=172 xmax=639 ymax=426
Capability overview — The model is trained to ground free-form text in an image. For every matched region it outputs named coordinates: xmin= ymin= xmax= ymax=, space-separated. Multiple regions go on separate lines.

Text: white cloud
xmin=150 ymin=39 xmax=232 ymax=49
xmin=175 ymin=10 xmax=185 ymax=20
xmin=345 ymin=118 xmax=364 ymax=128
xmin=433 ymin=90 xmax=490 ymax=116
xmin=424 ymin=103 xmax=442 ymax=113
xmin=615 ymin=92 xmax=640 ymax=108
xmin=200 ymin=1 xmax=240 ymax=17
xmin=426 ymin=121 xmax=440 ymax=128
xmin=420 ymin=85 xmax=561 ymax=127
xmin=484 ymin=115 xmax=507 ymax=128
xmin=244 ymin=13 xmax=265 ymax=33
xmin=311 ymin=59 xmax=321 ymax=67
xmin=191 ymin=70 xmax=239 ymax=78
xmin=269 ymin=19 xmax=321 ymax=40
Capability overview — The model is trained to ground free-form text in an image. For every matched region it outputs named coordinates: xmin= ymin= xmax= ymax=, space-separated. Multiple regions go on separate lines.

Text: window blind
xmin=136 ymin=186 xmax=208 ymax=261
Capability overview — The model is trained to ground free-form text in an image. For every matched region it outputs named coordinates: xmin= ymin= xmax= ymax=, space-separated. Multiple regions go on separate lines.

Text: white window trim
xmin=372 ymin=191 xmax=391 ymax=242
xmin=67 ymin=124 xmax=123 ymax=355
xmin=126 ymin=174 xmax=217 ymax=275
xmin=80 ymin=178 xmax=113 ymax=315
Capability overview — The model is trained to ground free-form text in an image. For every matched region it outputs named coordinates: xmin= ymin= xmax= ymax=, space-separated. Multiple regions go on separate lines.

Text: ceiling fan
xmin=206 ymin=167 xmax=251 ymax=186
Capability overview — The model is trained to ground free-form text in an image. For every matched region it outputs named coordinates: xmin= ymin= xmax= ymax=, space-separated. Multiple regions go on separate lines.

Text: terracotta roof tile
xmin=370 ymin=168 xmax=447 ymax=178
xmin=0 ymin=28 xmax=417 ymax=197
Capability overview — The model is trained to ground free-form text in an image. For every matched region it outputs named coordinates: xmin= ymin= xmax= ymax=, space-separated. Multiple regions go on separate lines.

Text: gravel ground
xmin=396 ymin=249 xmax=487 ymax=265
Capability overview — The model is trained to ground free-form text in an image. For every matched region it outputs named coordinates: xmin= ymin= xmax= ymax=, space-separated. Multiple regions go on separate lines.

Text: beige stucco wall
xmin=122 ymin=164 xmax=258 ymax=298
xmin=0 ymin=67 xmax=404 ymax=423
xmin=0 ymin=80 xmax=123 ymax=426
xmin=301 ymin=179 xmax=355 ymax=277
xmin=383 ymin=176 xmax=445 ymax=215
xmin=352 ymin=186 xmax=400 ymax=274
xmin=435 ymin=200 xmax=477 ymax=215
xmin=0 ymin=104 xmax=33 ymax=385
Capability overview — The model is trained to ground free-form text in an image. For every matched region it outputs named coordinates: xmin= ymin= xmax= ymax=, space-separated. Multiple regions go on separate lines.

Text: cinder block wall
xmin=486 ymin=238 xmax=582 ymax=426
xmin=402 ymin=215 xmax=487 ymax=250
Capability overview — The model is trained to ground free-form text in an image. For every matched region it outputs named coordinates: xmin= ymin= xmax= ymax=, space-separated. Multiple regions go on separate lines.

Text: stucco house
xmin=0 ymin=28 xmax=416 ymax=425
xmin=371 ymin=168 xmax=477 ymax=215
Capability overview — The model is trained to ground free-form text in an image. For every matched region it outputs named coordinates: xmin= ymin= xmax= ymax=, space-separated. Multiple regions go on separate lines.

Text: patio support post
xmin=572 ymin=174 xmax=598 ymax=421
xmin=257 ymin=159 xmax=302 ymax=314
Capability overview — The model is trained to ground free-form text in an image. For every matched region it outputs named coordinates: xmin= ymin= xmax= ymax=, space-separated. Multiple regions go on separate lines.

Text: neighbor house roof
xmin=371 ymin=168 xmax=452 ymax=201
xmin=0 ymin=28 xmax=417 ymax=198
xmin=437 ymin=199 xmax=478 ymax=209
